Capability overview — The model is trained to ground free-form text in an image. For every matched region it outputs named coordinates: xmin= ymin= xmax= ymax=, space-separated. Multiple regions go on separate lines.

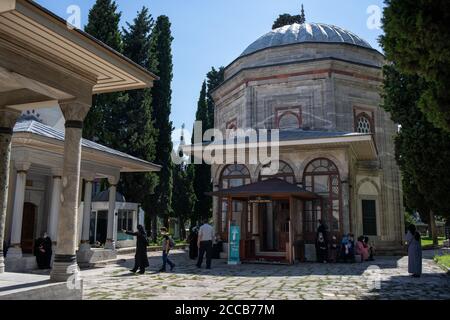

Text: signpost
xmin=228 ymin=224 xmax=240 ymax=265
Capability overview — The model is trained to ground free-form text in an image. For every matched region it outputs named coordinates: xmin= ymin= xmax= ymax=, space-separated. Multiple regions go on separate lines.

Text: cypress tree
xmin=149 ymin=16 xmax=174 ymax=237
xmin=206 ymin=67 xmax=225 ymax=129
xmin=84 ymin=0 xmax=124 ymax=145
xmin=192 ymin=81 xmax=211 ymax=222
xmin=120 ymin=7 xmax=158 ymax=232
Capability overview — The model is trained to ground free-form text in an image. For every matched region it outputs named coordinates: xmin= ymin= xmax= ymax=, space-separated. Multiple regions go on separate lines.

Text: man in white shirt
xmin=196 ymin=219 xmax=214 ymax=269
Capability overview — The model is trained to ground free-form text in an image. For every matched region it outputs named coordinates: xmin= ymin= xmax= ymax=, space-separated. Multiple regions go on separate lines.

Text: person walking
xmin=196 ymin=219 xmax=214 ymax=269
xmin=124 ymin=225 xmax=149 ymax=274
xmin=159 ymin=227 xmax=175 ymax=272
xmin=406 ymin=224 xmax=422 ymax=277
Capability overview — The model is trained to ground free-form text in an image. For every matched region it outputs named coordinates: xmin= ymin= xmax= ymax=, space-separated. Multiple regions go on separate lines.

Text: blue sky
xmin=35 ymin=0 xmax=385 ymax=144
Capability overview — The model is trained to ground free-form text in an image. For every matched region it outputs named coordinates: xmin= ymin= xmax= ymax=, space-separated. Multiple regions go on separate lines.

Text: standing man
xmin=196 ymin=219 xmax=214 ymax=269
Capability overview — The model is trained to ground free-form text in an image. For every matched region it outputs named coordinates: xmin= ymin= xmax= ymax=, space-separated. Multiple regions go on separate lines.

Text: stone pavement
xmin=81 ymin=249 xmax=450 ymax=300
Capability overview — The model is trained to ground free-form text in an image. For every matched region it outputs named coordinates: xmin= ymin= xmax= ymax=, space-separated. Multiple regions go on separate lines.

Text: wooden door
xmin=276 ymin=200 xmax=290 ymax=251
xmin=21 ymin=202 xmax=36 ymax=254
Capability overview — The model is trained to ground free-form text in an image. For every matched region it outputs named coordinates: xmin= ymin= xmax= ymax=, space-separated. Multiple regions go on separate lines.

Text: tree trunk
xmin=429 ymin=211 xmax=438 ymax=246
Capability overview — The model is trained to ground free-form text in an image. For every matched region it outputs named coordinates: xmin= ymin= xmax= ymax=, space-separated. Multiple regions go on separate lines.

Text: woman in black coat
xmin=124 ymin=225 xmax=149 ymax=274
xmin=188 ymin=226 xmax=199 ymax=260
xmin=34 ymin=232 xmax=52 ymax=269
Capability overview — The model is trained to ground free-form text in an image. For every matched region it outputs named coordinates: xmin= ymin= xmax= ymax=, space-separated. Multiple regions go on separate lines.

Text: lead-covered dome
xmin=241 ymin=22 xmax=372 ymax=56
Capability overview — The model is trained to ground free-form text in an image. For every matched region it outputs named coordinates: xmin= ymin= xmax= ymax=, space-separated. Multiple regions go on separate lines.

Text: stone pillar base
xmin=76 ymin=248 xmax=117 ymax=268
xmin=78 ymin=242 xmax=91 ymax=252
xmin=0 ymin=255 xmax=4 ymax=273
xmin=50 ymin=254 xmax=80 ymax=283
xmin=6 ymin=246 xmax=22 ymax=259
xmin=104 ymin=239 xmax=115 ymax=250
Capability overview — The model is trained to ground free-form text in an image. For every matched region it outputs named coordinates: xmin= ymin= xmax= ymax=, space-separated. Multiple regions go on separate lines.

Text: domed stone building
xmin=209 ymin=22 xmax=404 ymax=262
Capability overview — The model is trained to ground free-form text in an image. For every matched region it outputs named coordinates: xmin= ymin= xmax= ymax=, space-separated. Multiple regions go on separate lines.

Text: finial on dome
xmin=299 ymin=4 xmax=306 ymax=24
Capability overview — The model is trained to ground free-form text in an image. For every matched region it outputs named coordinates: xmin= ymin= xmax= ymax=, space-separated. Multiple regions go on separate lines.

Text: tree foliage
xmin=381 ymin=0 xmax=450 ymax=131
xmin=119 ymin=7 xmax=158 ymax=227
xmin=381 ymin=65 xmax=450 ymax=222
xmin=192 ymin=81 xmax=210 ymax=223
xmin=272 ymin=5 xmax=305 ymax=29
xmin=172 ymin=127 xmax=196 ymax=237
xmin=84 ymin=0 xmax=124 ymax=144
xmin=149 ymin=16 xmax=174 ymax=232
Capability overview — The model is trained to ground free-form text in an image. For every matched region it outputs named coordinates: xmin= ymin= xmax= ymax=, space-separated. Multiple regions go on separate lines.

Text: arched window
xmin=259 ymin=161 xmax=295 ymax=184
xmin=356 ymin=113 xmax=372 ymax=134
xmin=303 ymin=158 xmax=341 ymax=233
xmin=219 ymin=165 xmax=251 ymax=234
xmin=220 ymin=164 xmax=251 ymax=189
xmin=278 ymin=113 xmax=300 ymax=129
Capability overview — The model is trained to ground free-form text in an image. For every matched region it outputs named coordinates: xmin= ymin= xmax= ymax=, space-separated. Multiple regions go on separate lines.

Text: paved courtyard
xmin=81 ymin=249 xmax=450 ymax=300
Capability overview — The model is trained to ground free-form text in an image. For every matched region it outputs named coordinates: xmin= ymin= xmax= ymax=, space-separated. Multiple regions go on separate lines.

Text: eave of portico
xmin=11 ymin=133 xmax=160 ymax=173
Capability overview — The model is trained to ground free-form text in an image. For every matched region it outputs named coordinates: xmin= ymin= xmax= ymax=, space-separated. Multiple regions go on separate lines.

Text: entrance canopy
xmin=208 ymin=178 xmax=320 ymax=200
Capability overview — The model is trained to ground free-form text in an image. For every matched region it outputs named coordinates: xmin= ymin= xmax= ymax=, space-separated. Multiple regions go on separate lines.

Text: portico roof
xmin=13 ymin=119 xmax=162 ymax=173
xmin=186 ymin=130 xmax=378 ymax=161
xmin=0 ymin=0 xmax=158 ymax=111
xmin=208 ymin=178 xmax=320 ymax=200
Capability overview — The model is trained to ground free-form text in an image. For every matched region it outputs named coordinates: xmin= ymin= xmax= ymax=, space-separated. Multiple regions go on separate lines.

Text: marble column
xmin=47 ymin=169 xmax=62 ymax=247
xmin=0 ymin=108 xmax=21 ymax=273
xmin=79 ymin=177 xmax=94 ymax=251
xmin=105 ymin=177 xmax=117 ymax=250
xmin=50 ymin=101 xmax=90 ymax=283
xmin=7 ymin=162 xmax=31 ymax=258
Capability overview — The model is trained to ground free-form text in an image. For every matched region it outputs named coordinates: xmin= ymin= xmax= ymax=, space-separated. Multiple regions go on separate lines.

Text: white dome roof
xmin=241 ymin=22 xmax=372 ymax=56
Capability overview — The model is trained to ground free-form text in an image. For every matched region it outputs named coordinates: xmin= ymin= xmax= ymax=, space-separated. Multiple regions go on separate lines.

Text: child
xmin=159 ymin=227 xmax=175 ymax=272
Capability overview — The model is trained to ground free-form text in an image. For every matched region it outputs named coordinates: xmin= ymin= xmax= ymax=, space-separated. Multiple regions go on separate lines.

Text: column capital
xmin=14 ymin=161 xmax=31 ymax=172
xmin=51 ymin=168 xmax=63 ymax=178
xmin=81 ymin=172 xmax=96 ymax=182
xmin=107 ymin=176 xmax=119 ymax=186
xmin=0 ymin=108 xmax=21 ymax=131
xmin=59 ymin=99 xmax=91 ymax=123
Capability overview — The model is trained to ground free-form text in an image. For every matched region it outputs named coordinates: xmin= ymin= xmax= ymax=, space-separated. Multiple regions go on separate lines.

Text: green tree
xmin=191 ymin=81 xmax=210 ymax=223
xmin=272 ymin=4 xmax=306 ymax=29
xmin=84 ymin=0 xmax=124 ymax=144
xmin=381 ymin=0 xmax=450 ymax=131
xmin=119 ymin=7 xmax=158 ymax=232
xmin=381 ymin=65 xmax=450 ymax=245
xmin=149 ymin=16 xmax=174 ymax=238
xmin=206 ymin=67 xmax=225 ymax=129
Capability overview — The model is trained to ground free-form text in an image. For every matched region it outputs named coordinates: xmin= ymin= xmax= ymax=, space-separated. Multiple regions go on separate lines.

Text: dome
xmin=241 ymin=22 xmax=372 ymax=56
xmin=92 ymin=190 xmax=126 ymax=202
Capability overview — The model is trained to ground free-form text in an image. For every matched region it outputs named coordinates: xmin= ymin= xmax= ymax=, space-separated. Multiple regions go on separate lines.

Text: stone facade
xmin=211 ymin=40 xmax=404 ymax=254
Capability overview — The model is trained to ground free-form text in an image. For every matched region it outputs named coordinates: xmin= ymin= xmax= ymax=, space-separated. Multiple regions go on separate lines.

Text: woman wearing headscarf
xmin=406 ymin=224 xmax=422 ymax=277
xmin=123 ymin=225 xmax=149 ymax=274
xmin=34 ymin=232 xmax=52 ymax=269
xmin=188 ymin=226 xmax=199 ymax=260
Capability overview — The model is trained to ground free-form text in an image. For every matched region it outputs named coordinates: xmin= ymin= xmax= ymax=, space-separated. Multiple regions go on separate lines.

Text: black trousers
xmin=197 ymin=240 xmax=212 ymax=268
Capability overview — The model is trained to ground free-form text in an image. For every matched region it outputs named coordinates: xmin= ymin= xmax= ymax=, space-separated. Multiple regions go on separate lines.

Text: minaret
xmin=299 ymin=4 xmax=306 ymax=24
xmin=177 ymin=123 xmax=186 ymax=167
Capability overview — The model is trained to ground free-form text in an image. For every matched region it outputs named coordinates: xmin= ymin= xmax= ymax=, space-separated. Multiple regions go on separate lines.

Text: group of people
xmin=315 ymin=220 xmax=375 ymax=263
xmin=124 ymin=225 xmax=176 ymax=274
xmin=126 ymin=219 xmax=216 ymax=274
